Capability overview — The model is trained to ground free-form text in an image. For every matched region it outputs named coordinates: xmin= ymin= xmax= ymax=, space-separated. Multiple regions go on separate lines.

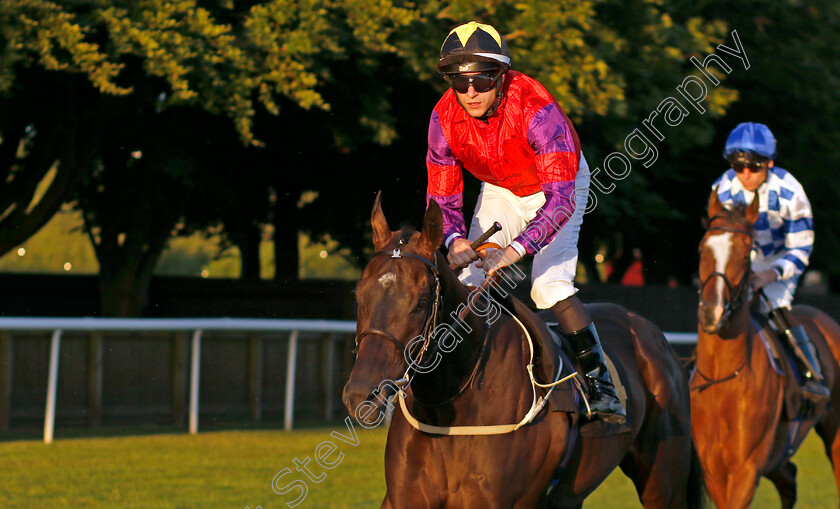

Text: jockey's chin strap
xmin=397 ymin=277 xmax=579 ymax=436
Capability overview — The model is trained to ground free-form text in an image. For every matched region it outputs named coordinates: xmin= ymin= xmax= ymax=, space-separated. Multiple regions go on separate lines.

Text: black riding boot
xmin=567 ymin=324 xmax=627 ymax=424
xmin=784 ymin=325 xmax=831 ymax=406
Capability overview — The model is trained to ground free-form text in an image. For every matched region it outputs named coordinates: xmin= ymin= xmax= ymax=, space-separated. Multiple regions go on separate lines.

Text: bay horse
xmin=691 ymin=190 xmax=840 ymax=508
xmin=342 ymin=194 xmax=704 ymax=508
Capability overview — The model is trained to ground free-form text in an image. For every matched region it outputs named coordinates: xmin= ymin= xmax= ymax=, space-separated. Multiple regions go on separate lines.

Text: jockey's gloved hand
xmin=476 ymin=246 xmax=522 ymax=278
xmin=448 ymin=237 xmax=478 ymax=269
xmin=749 ymin=269 xmax=779 ymax=291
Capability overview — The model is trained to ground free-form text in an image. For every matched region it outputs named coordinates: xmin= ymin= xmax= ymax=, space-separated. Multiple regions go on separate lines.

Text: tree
xmin=0 ymin=67 xmax=102 ymax=258
xmin=11 ymin=0 xmax=817 ymax=319
xmin=0 ymin=0 xmax=418 ymax=315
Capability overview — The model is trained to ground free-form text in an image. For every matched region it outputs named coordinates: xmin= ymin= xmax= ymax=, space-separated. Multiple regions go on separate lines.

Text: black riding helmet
xmin=437 ymin=21 xmax=511 ymax=75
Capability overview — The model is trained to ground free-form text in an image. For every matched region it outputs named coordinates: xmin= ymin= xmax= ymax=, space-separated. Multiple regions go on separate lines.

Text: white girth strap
xmin=396 ymin=304 xmax=579 ymax=436
xmin=397 ymin=388 xmax=527 ymax=435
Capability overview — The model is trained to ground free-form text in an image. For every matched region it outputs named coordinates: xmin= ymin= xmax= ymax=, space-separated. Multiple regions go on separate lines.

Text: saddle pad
xmin=546 ymin=324 xmax=632 ymax=438
xmin=751 ymin=311 xmax=804 ymax=420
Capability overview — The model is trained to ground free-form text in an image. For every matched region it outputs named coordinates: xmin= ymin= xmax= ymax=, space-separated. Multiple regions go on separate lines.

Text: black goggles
xmin=445 ymin=71 xmax=503 ymax=93
xmin=726 ymin=150 xmax=770 ymax=172
xmin=731 ymin=162 xmax=768 ymax=173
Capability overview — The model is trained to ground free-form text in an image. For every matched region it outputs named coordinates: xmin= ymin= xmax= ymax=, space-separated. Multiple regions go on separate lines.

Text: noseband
xmin=356 ymin=244 xmax=442 ymax=374
xmin=699 ymin=224 xmax=753 ymax=322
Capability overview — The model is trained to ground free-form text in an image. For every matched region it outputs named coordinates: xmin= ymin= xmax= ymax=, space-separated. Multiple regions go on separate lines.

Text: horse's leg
xmin=542 ymin=497 xmax=582 ymax=509
xmin=543 ymin=484 xmax=587 ymax=509
xmin=764 ymin=461 xmax=797 ymax=509
xmin=704 ymin=474 xmax=728 ymax=509
xmin=618 ymin=449 xmax=688 ymax=509
xmin=724 ymin=465 xmax=760 ymax=509
xmin=617 ymin=452 xmax=655 ymax=507
xmin=815 ymin=413 xmax=840 ymax=499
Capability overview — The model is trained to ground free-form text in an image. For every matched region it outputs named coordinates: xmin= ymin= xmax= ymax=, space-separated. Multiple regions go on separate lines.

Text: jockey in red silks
xmin=425 ymin=21 xmax=625 ymax=423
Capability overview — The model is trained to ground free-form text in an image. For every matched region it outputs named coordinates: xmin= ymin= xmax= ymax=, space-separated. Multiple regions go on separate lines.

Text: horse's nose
xmin=342 ymin=379 xmax=371 ymax=415
xmin=341 ymin=386 xmax=353 ymax=412
xmin=698 ymin=301 xmax=725 ymax=333
xmin=342 ymin=381 xmax=390 ymax=427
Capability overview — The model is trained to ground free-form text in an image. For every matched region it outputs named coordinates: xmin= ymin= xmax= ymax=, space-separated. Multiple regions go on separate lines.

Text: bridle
xmin=693 ymin=220 xmax=754 ymax=392
xmin=698 ymin=223 xmax=753 ymax=326
xmin=355 ymin=241 xmax=443 ymax=380
xmin=353 ymin=239 xmax=568 ymax=434
xmin=355 ymin=242 xmax=495 ymax=408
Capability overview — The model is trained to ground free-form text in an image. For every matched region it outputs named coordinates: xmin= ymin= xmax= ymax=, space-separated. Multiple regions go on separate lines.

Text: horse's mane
xmin=703 ymin=204 xmax=754 ymax=232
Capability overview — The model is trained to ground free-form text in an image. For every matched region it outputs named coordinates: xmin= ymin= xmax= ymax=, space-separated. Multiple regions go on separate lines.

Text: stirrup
xmin=583 ymin=377 xmax=626 ymax=423
xmin=801 ymin=378 xmax=830 ymax=405
xmin=785 ymin=325 xmax=827 ymax=382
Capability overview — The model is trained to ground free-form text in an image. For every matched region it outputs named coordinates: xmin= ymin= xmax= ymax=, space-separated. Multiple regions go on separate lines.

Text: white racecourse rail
xmin=0 ymin=318 xmax=695 ymax=444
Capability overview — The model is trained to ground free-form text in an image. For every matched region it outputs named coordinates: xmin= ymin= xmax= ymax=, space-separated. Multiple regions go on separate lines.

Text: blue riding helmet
xmin=723 ymin=122 xmax=777 ymax=161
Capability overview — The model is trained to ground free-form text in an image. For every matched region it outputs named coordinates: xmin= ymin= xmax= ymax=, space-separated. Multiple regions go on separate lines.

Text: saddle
xmin=487 ymin=287 xmax=630 ymax=437
xmin=750 ymin=311 xmax=808 ymax=420
xmin=545 ymin=321 xmax=632 ymax=437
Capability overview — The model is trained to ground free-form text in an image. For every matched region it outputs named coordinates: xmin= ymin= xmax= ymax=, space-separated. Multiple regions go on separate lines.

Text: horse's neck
xmin=439 ymin=252 xmax=488 ymax=344
xmin=695 ymin=309 xmax=785 ymax=445
xmin=410 ymin=258 xmax=529 ymax=417
xmin=696 ymin=310 xmax=758 ymax=377
xmin=411 ymin=314 xmax=533 ymax=425
xmin=409 ymin=258 xmax=490 ymax=399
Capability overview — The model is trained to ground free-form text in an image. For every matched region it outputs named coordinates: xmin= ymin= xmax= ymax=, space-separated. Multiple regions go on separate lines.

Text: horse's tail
xmin=687 ymin=439 xmax=708 ymax=509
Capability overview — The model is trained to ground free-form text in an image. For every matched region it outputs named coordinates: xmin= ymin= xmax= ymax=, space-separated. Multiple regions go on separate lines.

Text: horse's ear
xmin=417 ymin=199 xmax=444 ymax=257
xmin=745 ymin=193 xmax=760 ymax=225
xmin=707 ymin=187 xmax=724 ymax=218
xmin=371 ymin=191 xmax=391 ymax=250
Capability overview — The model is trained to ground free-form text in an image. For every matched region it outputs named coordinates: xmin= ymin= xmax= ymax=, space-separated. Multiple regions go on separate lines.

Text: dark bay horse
xmin=691 ymin=190 xmax=840 ymax=508
xmin=342 ymin=195 xmax=703 ymax=508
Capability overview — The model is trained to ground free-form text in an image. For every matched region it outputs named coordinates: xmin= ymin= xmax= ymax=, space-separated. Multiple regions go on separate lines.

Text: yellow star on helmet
xmin=451 ymin=21 xmax=502 ymax=48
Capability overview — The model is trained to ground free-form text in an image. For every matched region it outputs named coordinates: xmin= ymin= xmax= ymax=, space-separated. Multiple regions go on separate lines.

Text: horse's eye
xmin=414 ymin=297 xmax=429 ymax=313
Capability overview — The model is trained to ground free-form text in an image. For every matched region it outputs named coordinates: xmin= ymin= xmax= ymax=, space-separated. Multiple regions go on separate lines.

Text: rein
xmin=357 ymin=244 xmax=572 ymax=435
xmin=691 ymin=348 xmax=749 ymax=392
xmin=411 ymin=324 xmax=491 ymax=408
xmin=397 ymin=296 xmax=573 ymax=435
xmin=355 ymin=246 xmax=492 ymax=407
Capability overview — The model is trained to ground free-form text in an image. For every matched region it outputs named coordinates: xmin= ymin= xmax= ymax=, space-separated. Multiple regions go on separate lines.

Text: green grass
xmin=585 ymin=432 xmax=838 ymax=508
xmin=1 ymin=425 xmax=837 ymax=508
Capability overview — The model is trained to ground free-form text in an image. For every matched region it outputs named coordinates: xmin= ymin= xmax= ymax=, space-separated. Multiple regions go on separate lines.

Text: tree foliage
xmin=0 ymin=0 xmax=418 ymax=315
xmin=3 ymin=0 xmax=838 ymax=316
